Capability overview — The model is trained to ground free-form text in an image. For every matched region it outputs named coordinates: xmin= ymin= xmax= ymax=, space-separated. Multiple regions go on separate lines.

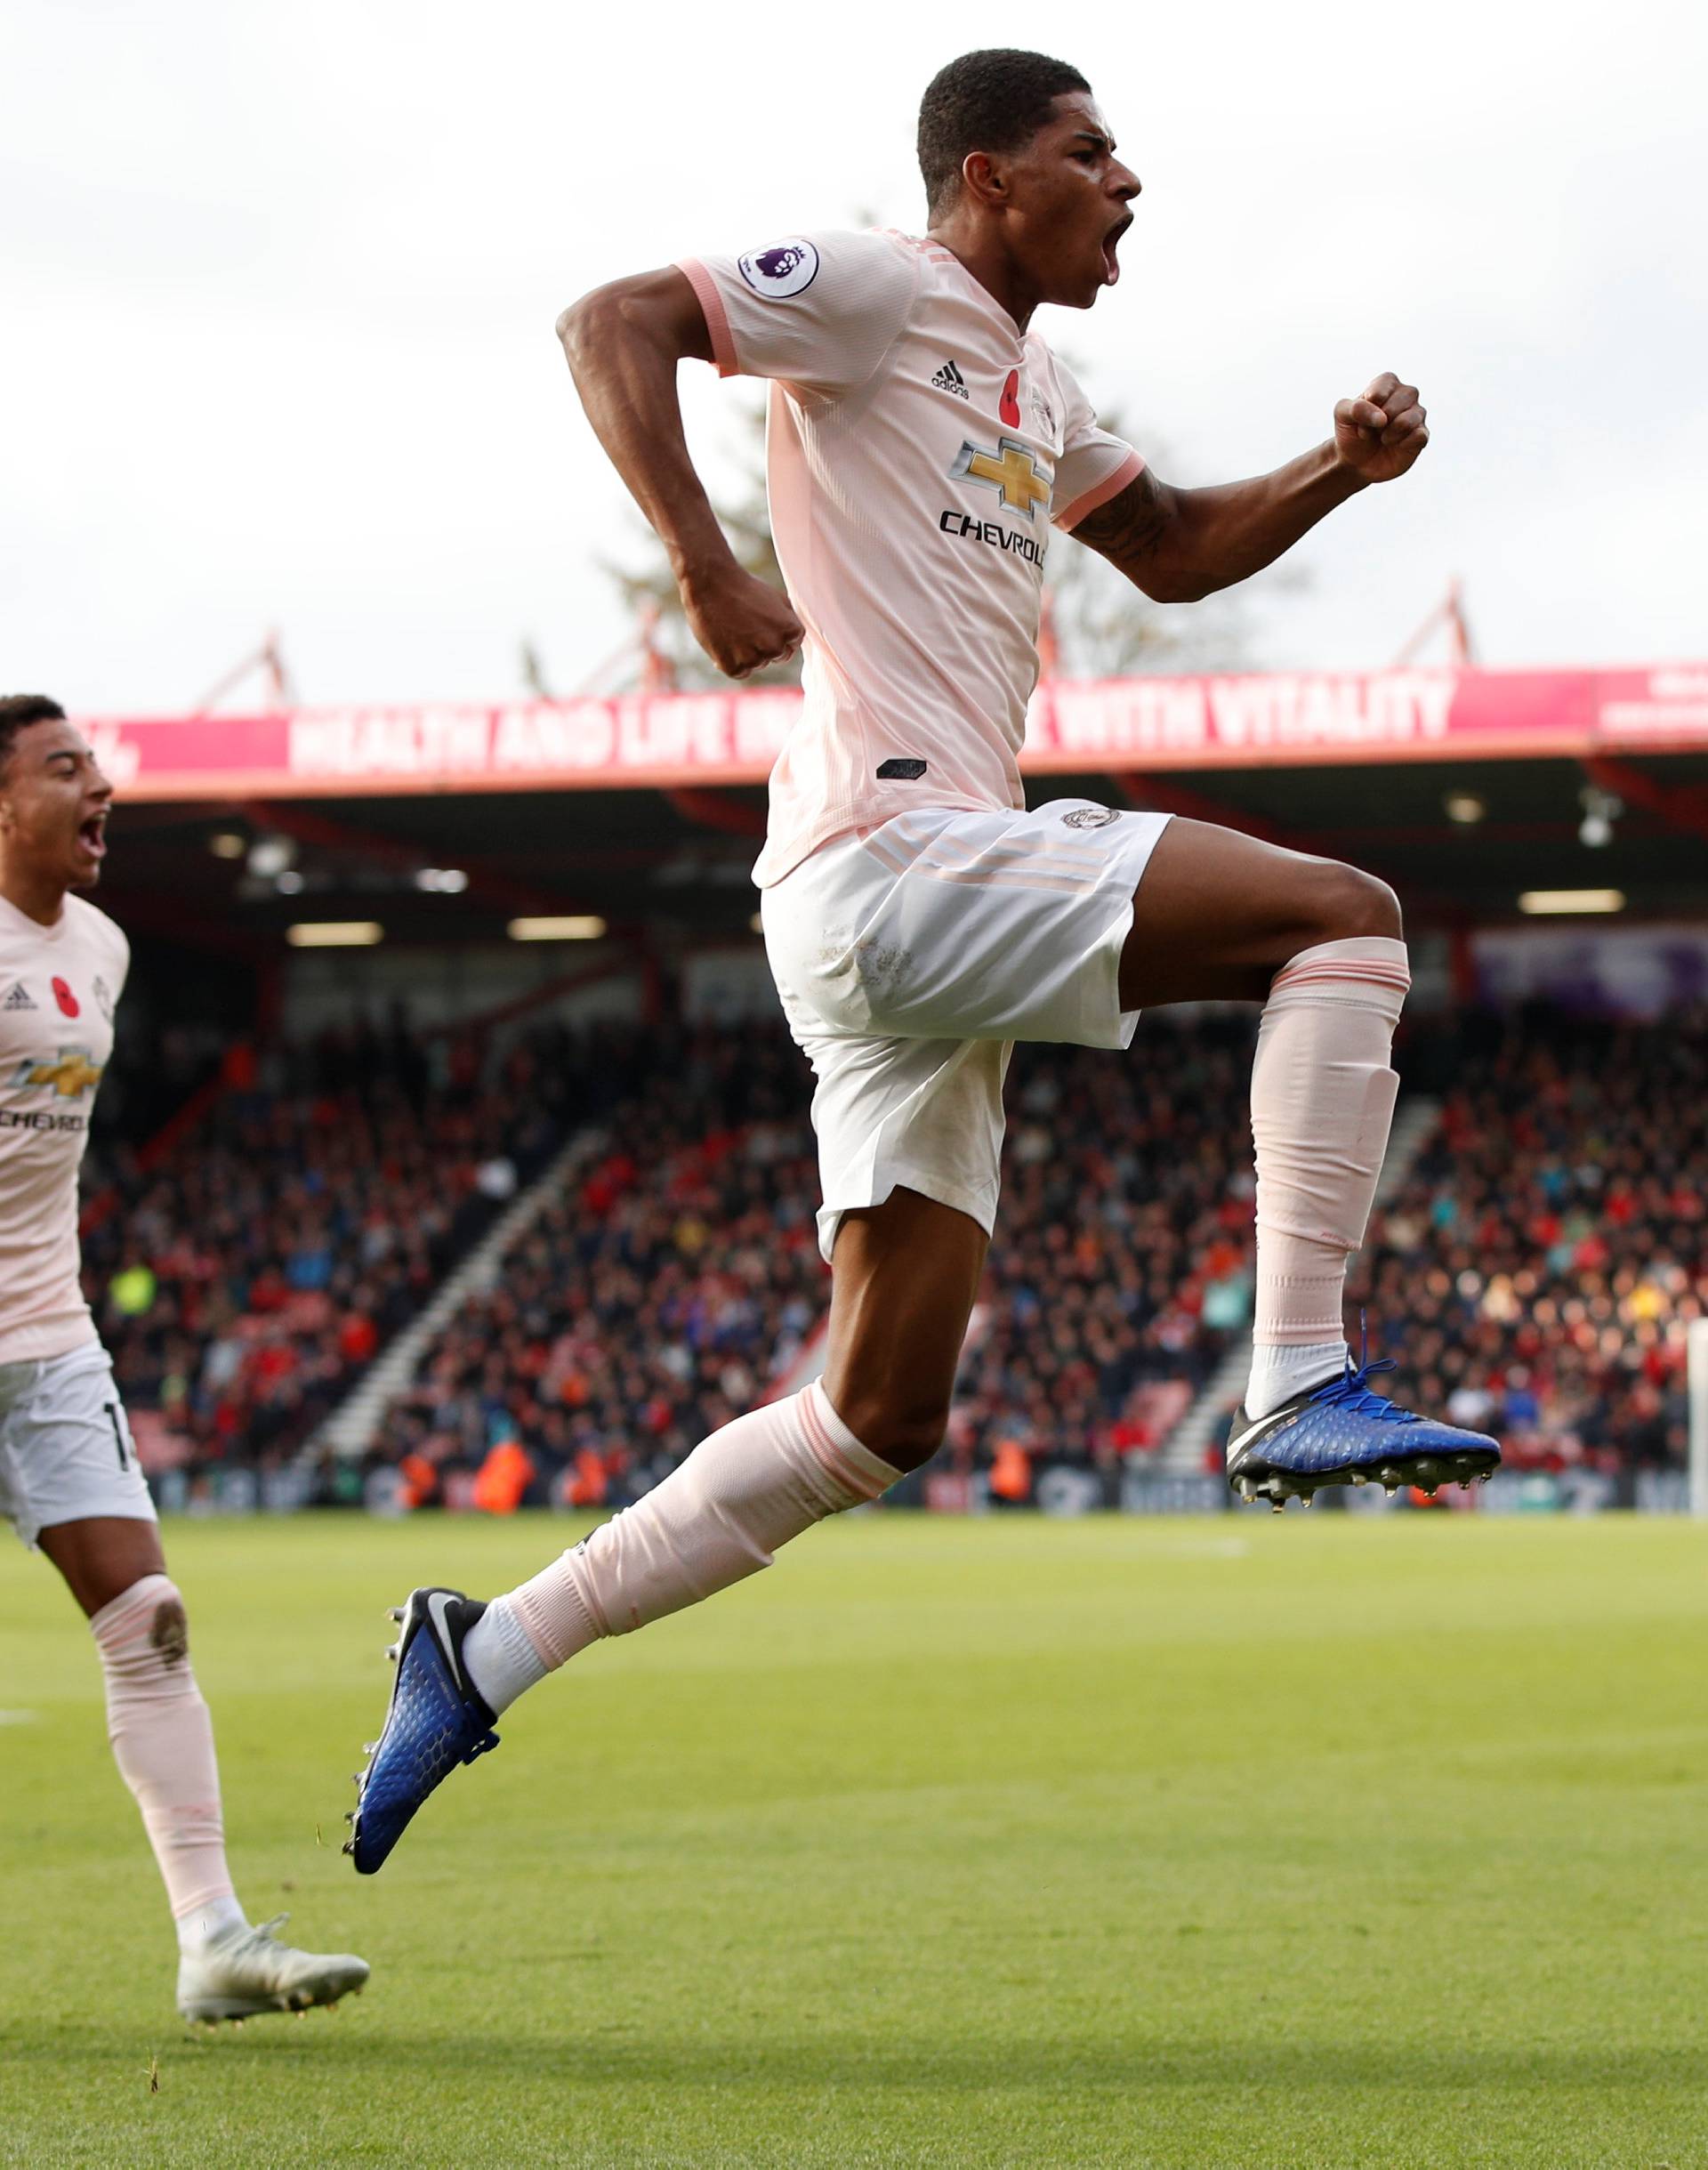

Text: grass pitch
xmin=3 ymin=1511 xmax=1706 ymax=2169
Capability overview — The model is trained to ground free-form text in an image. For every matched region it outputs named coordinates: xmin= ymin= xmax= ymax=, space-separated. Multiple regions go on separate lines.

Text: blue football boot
xmin=345 ymin=1587 xmax=500 ymax=1875
xmin=1226 ymin=1345 xmax=1501 ymax=1512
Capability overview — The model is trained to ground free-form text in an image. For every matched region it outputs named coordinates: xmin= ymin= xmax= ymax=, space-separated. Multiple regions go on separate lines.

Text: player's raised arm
xmin=1071 ymin=372 xmax=1429 ymax=604
xmin=557 ymin=269 xmax=803 ymax=680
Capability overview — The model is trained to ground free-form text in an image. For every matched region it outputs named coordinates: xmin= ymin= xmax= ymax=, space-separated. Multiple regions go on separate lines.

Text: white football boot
xmin=176 ymin=1914 xmax=369 ymax=2022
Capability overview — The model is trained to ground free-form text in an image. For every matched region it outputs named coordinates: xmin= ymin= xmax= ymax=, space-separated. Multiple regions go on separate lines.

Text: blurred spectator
xmin=1351 ymin=1004 xmax=1707 ymax=1474
xmin=374 ymin=1014 xmax=1260 ymax=1498
xmin=82 ymin=1016 xmax=651 ymax=1478
xmin=375 ymin=1025 xmax=826 ymax=1504
xmin=85 ymin=998 xmax=1708 ymax=1501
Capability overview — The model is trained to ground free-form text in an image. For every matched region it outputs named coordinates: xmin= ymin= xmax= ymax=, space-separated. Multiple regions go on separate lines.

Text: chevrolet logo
xmin=951 ymin=437 xmax=1052 ymax=520
xmin=22 ymin=1052 xmax=103 ymax=1099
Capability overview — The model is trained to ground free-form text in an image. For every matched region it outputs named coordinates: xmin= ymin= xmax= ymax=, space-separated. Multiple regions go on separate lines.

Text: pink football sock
xmin=90 ymin=1574 xmax=238 ymax=1930
xmin=1245 ymin=936 xmax=1411 ymax=1420
xmin=479 ymin=1383 xmax=899 ymax=1699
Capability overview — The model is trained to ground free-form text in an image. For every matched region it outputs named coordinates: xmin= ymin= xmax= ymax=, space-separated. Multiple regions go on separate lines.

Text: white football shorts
xmin=0 ymin=1341 xmax=154 ymax=1548
xmin=761 ymin=800 xmax=1172 ymax=1261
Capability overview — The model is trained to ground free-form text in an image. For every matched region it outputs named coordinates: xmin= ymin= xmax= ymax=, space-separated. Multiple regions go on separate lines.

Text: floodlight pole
xmin=1689 ymin=1318 xmax=1708 ymax=1520
xmin=191 ymin=627 xmax=294 ymax=714
xmin=1390 ymin=577 xmax=1474 ymax=669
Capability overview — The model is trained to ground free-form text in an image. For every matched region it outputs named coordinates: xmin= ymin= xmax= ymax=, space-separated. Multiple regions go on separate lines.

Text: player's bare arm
xmin=1076 ymin=373 xmax=1428 ymax=603
xmin=557 ymin=270 xmax=803 ymax=680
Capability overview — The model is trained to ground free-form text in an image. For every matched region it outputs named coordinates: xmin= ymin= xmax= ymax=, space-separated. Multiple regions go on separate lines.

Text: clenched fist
xmin=680 ymin=561 xmax=804 ymax=682
xmin=1333 ymin=372 xmax=1430 ymax=485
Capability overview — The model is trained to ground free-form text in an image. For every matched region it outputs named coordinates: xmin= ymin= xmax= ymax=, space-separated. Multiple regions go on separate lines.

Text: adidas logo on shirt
xmin=930 ymin=359 xmax=970 ymax=399
xmin=3 ymin=982 xmax=36 ymax=1012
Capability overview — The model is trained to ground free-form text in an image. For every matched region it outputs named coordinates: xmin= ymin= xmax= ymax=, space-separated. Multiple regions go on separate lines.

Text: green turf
xmin=3 ymin=1513 xmax=1706 ymax=2168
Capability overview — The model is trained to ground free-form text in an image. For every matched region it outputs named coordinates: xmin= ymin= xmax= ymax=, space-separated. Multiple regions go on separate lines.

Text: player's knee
xmin=834 ymin=1389 xmax=948 ymax=1475
xmin=149 ymin=1594 xmax=189 ymax=1667
xmin=1303 ymin=860 xmax=1402 ymax=945
xmin=870 ymin=1416 xmax=947 ymax=1475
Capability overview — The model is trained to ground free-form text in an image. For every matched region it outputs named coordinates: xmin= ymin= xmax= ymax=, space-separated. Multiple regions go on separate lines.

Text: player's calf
xmin=346 ymin=1385 xmax=905 ymax=1872
xmin=92 ymin=1575 xmax=237 ymax=1922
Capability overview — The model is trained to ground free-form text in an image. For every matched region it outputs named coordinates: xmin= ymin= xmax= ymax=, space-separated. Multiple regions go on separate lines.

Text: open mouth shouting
xmin=75 ymin=806 xmax=110 ymax=868
xmin=1101 ymin=211 xmax=1133 ymax=286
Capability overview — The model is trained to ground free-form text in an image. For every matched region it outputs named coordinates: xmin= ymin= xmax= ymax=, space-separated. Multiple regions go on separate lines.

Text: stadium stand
xmin=1350 ymin=1006 xmax=1708 ymax=1475
xmin=368 ymin=1012 xmax=1261 ymax=1509
xmin=82 ymin=1016 xmax=643 ymax=1479
xmin=85 ymin=1002 xmax=1707 ymax=1502
xmin=372 ymin=1024 xmax=827 ymax=1511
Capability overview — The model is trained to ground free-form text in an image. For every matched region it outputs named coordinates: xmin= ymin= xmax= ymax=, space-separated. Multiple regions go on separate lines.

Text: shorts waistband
xmin=0 ymin=1342 xmax=109 ymax=1390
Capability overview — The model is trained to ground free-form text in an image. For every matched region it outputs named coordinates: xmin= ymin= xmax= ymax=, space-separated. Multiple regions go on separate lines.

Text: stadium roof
xmin=91 ymin=666 xmax=1708 ymax=956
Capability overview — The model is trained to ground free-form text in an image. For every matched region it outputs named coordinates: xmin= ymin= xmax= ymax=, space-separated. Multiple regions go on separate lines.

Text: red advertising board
xmin=77 ymin=664 xmax=1708 ymax=803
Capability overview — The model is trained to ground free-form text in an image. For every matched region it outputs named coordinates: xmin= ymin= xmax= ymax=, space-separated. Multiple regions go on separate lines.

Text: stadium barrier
xmin=140 ymin=1463 xmax=1698 ymax=1521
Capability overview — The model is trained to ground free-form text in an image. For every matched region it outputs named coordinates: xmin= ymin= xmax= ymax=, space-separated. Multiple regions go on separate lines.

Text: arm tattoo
xmin=1071 ymin=467 xmax=1173 ymax=572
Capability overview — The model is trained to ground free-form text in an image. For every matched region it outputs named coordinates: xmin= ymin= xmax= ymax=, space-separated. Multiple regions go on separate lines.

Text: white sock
xmin=1244 ymin=1338 xmax=1348 ymax=1421
xmin=1244 ymin=936 xmax=1410 ymax=1424
xmin=89 ymin=1575 xmax=242 ymax=1933
xmin=463 ymin=1598 xmax=548 ymax=1719
xmin=176 ymin=1893 xmax=249 ymax=1956
xmin=487 ymin=1383 xmax=898 ymax=1695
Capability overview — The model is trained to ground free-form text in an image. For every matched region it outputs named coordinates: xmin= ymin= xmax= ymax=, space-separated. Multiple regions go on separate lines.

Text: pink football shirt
xmin=676 ymin=230 xmax=1142 ymax=884
xmin=0 ymin=891 xmax=128 ymax=1363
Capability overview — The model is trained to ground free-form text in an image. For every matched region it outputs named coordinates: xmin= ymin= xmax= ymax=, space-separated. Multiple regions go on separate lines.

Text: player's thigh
xmin=0 ymin=1344 xmax=162 ymax=1616
xmin=38 ymin=1514 xmax=169 ymax=1619
xmin=1120 ymin=818 xmax=1402 ymax=1008
xmin=791 ymin=1018 xmax=1011 ymax=1264
xmin=821 ymin=1185 xmax=988 ymax=1471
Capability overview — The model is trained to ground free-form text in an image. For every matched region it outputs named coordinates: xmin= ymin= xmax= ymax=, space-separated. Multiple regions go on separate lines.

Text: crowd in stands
xmin=87 ymin=996 xmax=1708 ymax=1505
xmin=374 ymin=1015 xmax=1259 ymax=1508
xmin=948 ymin=1019 xmax=1253 ymax=1494
xmin=1349 ymin=1006 xmax=1707 ymax=1475
xmin=375 ymin=1027 xmax=827 ymax=1511
xmin=84 ymin=1016 xmax=644 ymax=1477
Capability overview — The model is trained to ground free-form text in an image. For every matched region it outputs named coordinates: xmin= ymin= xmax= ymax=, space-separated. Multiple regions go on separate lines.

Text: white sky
xmin=4 ymin=0 xmax=1704 ymax=711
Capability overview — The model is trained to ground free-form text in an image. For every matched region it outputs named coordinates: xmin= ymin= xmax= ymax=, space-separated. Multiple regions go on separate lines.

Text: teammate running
xmin=0 ymin=694 xmax=369 ymax=2021
xmin=347 ymin=49 xmax=1499 ymax=1872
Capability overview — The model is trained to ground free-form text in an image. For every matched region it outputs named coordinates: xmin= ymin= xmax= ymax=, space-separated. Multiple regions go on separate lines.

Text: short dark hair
xmin=0 ymin=694 xmax=66 ymax=775
xmin=917 ymin=49 xmax=1091 ymax=220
